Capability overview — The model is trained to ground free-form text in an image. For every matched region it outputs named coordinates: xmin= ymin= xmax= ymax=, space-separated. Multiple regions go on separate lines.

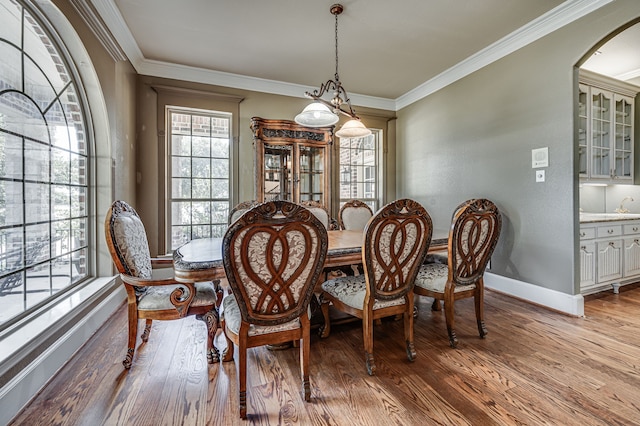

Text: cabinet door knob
xmin=609 ymin=241 xmax=615 ymax=246
xmin=608 ymin=229 xmax=614 ymax=234
xmin=580 ymin=232 xmax=586 ymax=237
xmin=581 ymin=245 xmax=586 ymax=251
xmin=633 ymin=227 xmax=638 ymax=232
xmin=635 ymin=239 xmax=639 ymax=244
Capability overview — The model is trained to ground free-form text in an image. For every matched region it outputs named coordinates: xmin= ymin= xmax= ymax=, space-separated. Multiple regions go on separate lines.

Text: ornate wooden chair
xmin=220 ymin=200 xmax=328 ymax=419
xmin=300 ymin=200 xmax=337 ymax=230
xmin=413 ymin=198 xmax=501 ymax=348
xmin=105 ymin=200 xmax=222 ymax=369
xmin=228 ymin=200 xmax=259 ymax=225
xmin=320 ymin=199 xmax=432 ymax=375
xmin=338 ymin=199 xmax=373 ymax=230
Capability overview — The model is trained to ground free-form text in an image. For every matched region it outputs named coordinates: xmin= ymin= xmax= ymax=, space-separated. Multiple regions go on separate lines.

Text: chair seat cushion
xmin=321 ymin=275 xmax=405 ymax=310
xmin=414 ymin=263 xmax=476 ymax=293
xmin=221 ymin=295 xmax=301 ymax=336
xmin=137 ymin=281 xmax=217 ymax=311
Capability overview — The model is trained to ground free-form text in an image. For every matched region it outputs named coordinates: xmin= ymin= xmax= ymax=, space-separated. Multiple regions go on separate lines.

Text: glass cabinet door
xmin=298 ymin=145 xmax=325 ymax=202
xmin=590 ymin=88 xmax=611 ymax=178
xmin=578 ymin=85 xmax=588 ymax=177
xmin=263 ymin=144 xmax=292 ymax=201
xmin=614 ymin=95 xmax=633 ymax=179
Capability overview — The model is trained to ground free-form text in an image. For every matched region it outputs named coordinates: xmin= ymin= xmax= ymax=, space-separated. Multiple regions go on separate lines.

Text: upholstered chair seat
xmin=321 ymin=276 xmax=406 ymax=310
xmin=414 ymin=263 xmax=477 ymax=294
xmin=138 ymin=282 xmax=218 ymax=311
xmin=222 ymin=296 xmax=303 ymax=336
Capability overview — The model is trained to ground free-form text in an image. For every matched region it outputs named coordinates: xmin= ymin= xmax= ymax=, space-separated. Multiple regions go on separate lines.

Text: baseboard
xmin=484 ymin=272 xmax=584 ymax=317
xmin=0 ymin=279 xmax=125 ymax=426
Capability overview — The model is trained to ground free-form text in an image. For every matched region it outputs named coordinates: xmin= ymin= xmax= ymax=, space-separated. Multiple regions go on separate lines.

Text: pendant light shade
xmin=294 ymin=102 xmax=339 ymax=127
xmin=335 ymin=119 xmax=371 ymax=138
xmin=294 ymin=4 xmax=369 ymax=136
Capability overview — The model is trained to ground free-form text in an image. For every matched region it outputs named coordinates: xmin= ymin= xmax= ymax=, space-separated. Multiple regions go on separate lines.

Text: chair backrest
xmin=104 ymin=200 xmax=152 ymax=279
xmin=229 ymin=200 xmax=259 ymax=225
xmin=222 ymin=200 xmax=328 ymax=326
xmin=339 ymin=199 xmax=373 ymax=230
xmin=448 ymin=198 xmax=501 ymax=285
xmin=300 ymin=200 xmax=330 ymax=229
xmin=363 ymin=199 xmax=432 ymax=301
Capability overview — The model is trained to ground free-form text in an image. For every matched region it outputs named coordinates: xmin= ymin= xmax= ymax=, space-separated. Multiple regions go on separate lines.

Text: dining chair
xmin=220 ymin=200 xmax=328 ymax=419
xmin=338 ymin=199 xmax=373 ymax=230
xmin=104 ymin=200 xmax=222 ymax=369
xmin=320 ymin=199 xmax=432 ymax=375
xmin=300 ymin=199 xmax=337 ymax=229
xmin=413 ymin=198 xmax=501 ymax=348
xmin=228 ymin=200 xmax=259 ymax=225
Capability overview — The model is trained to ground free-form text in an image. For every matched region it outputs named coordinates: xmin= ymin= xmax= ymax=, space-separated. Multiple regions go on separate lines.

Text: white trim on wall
xmin=485 ymin=272 xmax=585 ymax=317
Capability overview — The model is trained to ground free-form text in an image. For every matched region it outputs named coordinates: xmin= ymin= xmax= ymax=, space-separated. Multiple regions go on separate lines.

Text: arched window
xmin=0 ymin=0 xmax=90 ymax=325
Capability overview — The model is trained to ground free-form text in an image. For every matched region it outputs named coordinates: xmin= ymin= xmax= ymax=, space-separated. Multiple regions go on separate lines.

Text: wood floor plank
xmin=10 ymin=287 xmax=640 ymax=425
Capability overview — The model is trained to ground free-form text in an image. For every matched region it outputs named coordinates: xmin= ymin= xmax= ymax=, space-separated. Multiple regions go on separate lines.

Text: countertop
xmin=580 ymin=213 xmax=640 ymax=223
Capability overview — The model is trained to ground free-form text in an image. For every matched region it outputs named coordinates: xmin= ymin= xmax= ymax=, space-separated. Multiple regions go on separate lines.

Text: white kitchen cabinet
xmin=580 ymin=219 xmax=640 ymax=294
xmin=578 ymin=70 xmax=638 ymax=183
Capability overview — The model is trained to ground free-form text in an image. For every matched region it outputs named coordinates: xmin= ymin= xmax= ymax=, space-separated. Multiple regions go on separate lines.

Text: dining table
xmin=173 ymin=229 xmax=448 ymax=284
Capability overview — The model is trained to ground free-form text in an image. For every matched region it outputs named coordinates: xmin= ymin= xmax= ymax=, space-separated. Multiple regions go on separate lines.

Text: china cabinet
xmin=250 ymin=117 xmax=333 ymax=210
xmin=578 ymin=70 xmax=637 ymax=183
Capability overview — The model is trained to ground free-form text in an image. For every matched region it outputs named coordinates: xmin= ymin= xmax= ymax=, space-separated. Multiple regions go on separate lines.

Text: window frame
xmin=338 ymin=129 xmax=382 ymax=212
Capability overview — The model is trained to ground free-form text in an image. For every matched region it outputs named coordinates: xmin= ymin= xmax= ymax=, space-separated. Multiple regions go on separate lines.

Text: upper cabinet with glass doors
xmin=250 ymin=117 xmax=333 ymax=209
xmin=579 ymin=70 xmax=638 ymax=183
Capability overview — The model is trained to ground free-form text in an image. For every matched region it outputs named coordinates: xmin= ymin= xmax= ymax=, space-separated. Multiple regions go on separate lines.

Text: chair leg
xmin=197 ymin=309 xmax=220 ymax=363
xmin=300 ymin=316 xmax=311 ymax=402
xmin=475 ymin=281 xmax=487 ymax=339
xmin=443 ymin=293 xmax=458 ymax=348
xmin=363 ymin=311 xmax=375 ymax=376
xmin=319 ymin=296 xmax=331 ymax=338
xmin=123 ymin=303 xmax=138 ymax=369
xmin=140 ymin=319 xmax=152 ymax=342
xmin=431 ymin=298 xmax=442 ymax=311
xmin=238 ymin=336 xmax=247 ymax=419
xmin=220 ymin=318 xmax=234 ymax=362
xmin=404 ymin=294 xmax=416 ymax=361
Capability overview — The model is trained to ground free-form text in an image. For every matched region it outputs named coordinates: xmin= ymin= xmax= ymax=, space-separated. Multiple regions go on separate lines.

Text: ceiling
xmin=91 ymin=0 xmax=639 ymax=111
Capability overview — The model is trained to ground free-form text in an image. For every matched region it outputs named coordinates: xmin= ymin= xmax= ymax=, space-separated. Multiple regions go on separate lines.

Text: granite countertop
xmin=580 ymin=213 xmax=640 ymax=223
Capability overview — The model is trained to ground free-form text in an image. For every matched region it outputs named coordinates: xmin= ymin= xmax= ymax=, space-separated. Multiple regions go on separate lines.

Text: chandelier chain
xmin=335 ymin=10 xmax=339 ymax=81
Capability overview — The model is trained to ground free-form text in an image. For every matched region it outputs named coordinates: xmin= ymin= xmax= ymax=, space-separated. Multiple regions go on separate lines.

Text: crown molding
xmin=395 ymin=0 xmax=614 ymax=110
xmin=91 ymin=0 xmax=612 ymax=112
xmin=68 ymin=0 xmax=126 ymax=61
xmin=615 ymin=68 xmax=640 ymax=82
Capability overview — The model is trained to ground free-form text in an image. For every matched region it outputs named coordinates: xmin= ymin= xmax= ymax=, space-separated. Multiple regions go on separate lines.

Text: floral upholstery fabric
xmin=137 ymin=281 xmax=217 ymax=311
xmin=232 ymin=224 xmax=319 ymax=316
xmin=112 ymin=212 xmax=152 ymax=279
xmin=414 ymin=263 xmax=476 ymax=293
xmin=369 ymin=221 xmax=421 ymax=291
xmin=222 ymin=294 xmax=301 ymax=336
xmin=341 ymin=207 xmax=372 ymax=231
xmin=321 ymin=275 xmax=405 ymax=310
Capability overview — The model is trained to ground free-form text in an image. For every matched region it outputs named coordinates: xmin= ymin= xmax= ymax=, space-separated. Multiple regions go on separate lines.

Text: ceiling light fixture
xmin=294 ymin=4 xmax=371 ymax=138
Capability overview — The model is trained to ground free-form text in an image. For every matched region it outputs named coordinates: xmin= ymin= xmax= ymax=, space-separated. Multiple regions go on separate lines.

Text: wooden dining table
xmin=173 ymin=229 xmax=448 ymax=284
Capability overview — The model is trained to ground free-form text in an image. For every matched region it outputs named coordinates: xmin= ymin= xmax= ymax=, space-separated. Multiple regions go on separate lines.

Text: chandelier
xmin=294 ymin=4 xmax=371 ymax=138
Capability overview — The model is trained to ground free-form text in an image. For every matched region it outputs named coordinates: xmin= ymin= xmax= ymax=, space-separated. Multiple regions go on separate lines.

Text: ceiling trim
xmin=616 ymin=68 xmax=640 ymax=81
xmin=91 ymin=0 xmax=612 ymax=112
xmin=395 ymin=0 xmax=614 ymax=110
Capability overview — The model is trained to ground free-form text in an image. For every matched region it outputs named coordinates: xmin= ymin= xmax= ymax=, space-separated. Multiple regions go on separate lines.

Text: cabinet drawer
xmin=597 ymin=225 xmax=622 ymax=238
xmin=579 ymin=227 xmax=595 ymax=240
xmin=624 ymin=223 xmax=640 ymax=235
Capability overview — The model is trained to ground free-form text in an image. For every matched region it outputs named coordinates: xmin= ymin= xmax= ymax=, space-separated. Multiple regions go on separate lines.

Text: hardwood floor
xmin=9 ymin=286 xmax=640 ymax=425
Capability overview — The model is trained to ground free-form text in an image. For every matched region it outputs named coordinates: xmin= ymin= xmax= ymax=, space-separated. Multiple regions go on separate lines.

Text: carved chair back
xmin=300 ymin=200 xmax=331 ymax=229
xmin=105 ymin=200 xmax=152 ymax=279
xmin=363 ymin=199 xmax=432 ymax=301
xmin=448 ymin=198 xmax=502 ymax=286
xmin=228 ymin=200 xmax=260 ymax=225
xmin=222 ymin=200 xmax=328 ymax=326
xmin=339 ymin=199 xmax=373 ymax=231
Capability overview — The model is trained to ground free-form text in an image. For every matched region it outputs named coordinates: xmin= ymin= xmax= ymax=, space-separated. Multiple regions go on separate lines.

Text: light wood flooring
xmin=9 ymin=285 xmax=640 ymax=425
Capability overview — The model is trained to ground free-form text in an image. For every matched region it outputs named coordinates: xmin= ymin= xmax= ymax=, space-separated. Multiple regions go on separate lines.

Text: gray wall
xmin=396 ymin=0 xmax=640 ymax=295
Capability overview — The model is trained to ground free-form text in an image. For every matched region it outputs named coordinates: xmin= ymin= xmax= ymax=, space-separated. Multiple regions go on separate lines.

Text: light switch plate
xmin=536 ymin=170 xmax=545 ymax=182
